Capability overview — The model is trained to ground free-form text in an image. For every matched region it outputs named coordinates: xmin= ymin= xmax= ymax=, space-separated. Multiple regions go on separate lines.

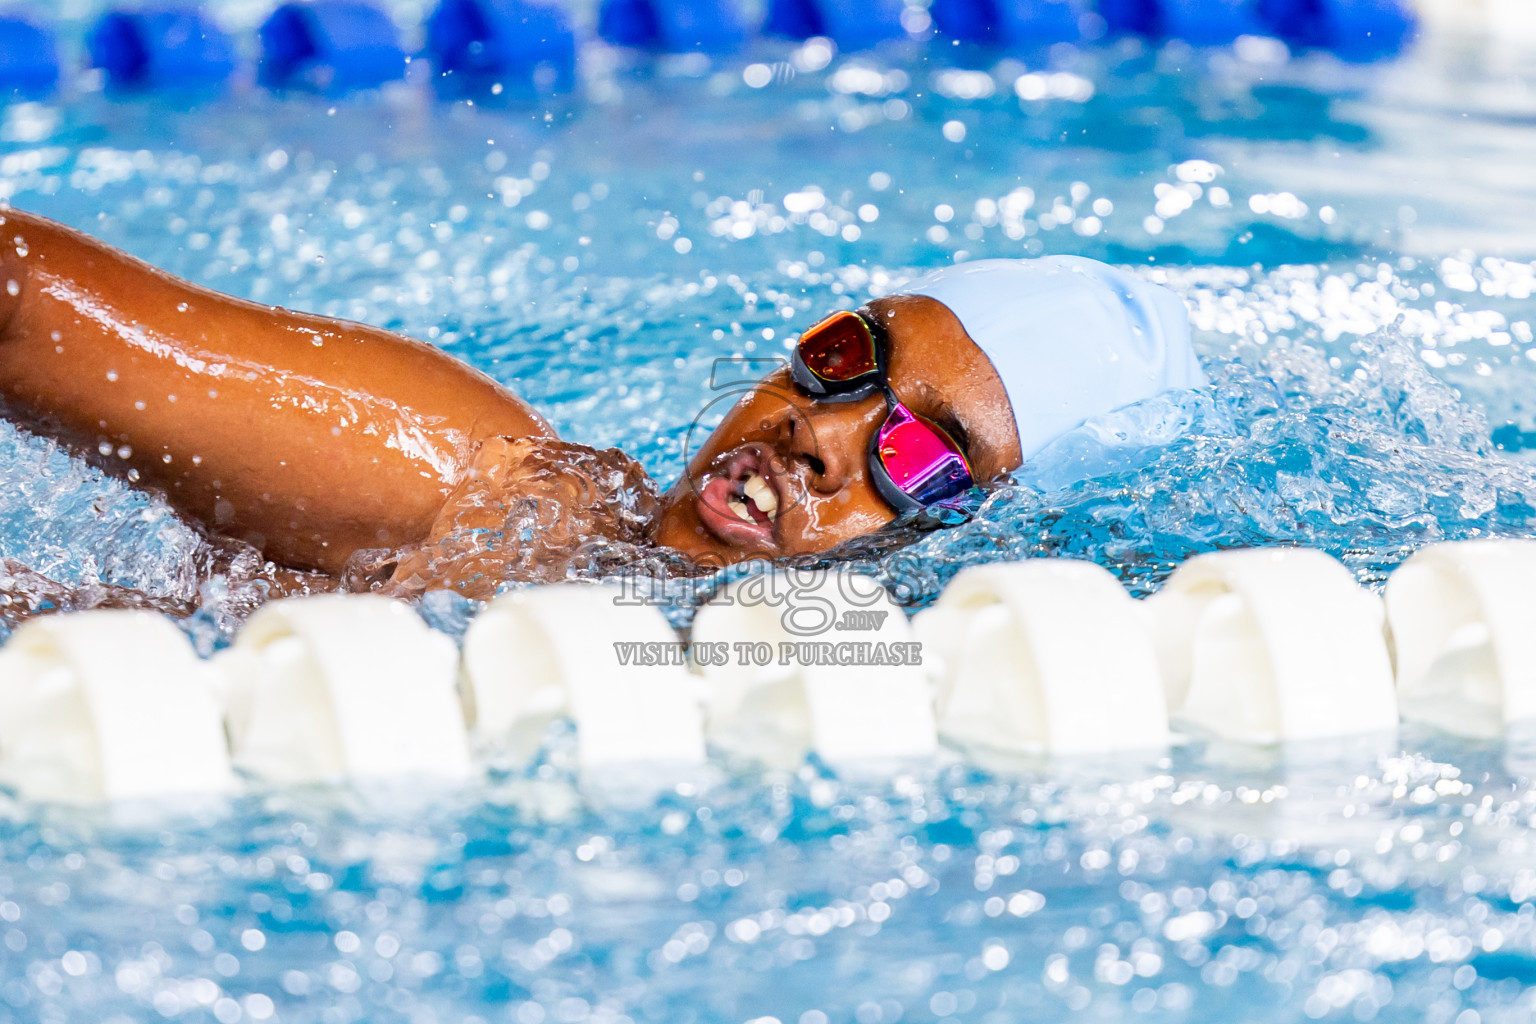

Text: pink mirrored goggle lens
xmin=874 ymin=404 xmax=974 ymax=506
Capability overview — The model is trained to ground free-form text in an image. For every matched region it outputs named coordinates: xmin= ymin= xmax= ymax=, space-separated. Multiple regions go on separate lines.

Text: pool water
xmin=4 ymin=6 xmax=1536 ymax=1021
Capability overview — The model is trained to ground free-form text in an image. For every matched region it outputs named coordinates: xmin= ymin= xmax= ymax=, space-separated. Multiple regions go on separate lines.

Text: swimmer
xmin=0 ymin=208 xmax=1205 ymax=608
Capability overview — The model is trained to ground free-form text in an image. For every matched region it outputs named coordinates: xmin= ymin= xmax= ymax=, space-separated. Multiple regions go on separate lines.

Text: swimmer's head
xmin=653 ymin=293 xmax=1023 ymax=562
xmin=653 ymin=256 xmax=1207 ymax=564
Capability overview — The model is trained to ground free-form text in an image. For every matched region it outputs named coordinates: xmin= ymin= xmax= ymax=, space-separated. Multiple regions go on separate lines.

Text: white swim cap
xmin=904 ymin=255 xmax=1208 ymax=460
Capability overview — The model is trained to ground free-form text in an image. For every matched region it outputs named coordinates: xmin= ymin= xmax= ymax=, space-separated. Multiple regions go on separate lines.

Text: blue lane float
xmin=1160 ymin=0 xmax=1267 ymax=45
xmin=426 ymin=0 xmax=577 ymax=93
xmin=598 ymin=0 xmax=747 ymax=52
xmin=0 ymin=13 xmax=59 ymax=96
xmin=1257 ymin=0 xmax=1417 ymax=60
xmin=89 ymin=8 xmax=237 ymax=90
xmin=763 ymin=0 xmax=907 ymax=51
xmin=928 ymin=0 xmax=1084 ymax=46
xmin=0 ymin=0 xmax=1430 ymax=101
xmin=1099 ymin=0 xmax=1266 ymax=45
xmin=1095 ymin=0 xmax=1160 ymax=37
xmin=259 ymin=0 xmax=407 ymax=93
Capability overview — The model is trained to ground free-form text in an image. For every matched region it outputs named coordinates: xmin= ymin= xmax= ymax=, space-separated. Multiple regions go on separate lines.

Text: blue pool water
xmin=5 ymin=6 xmax=1536 ymax=1021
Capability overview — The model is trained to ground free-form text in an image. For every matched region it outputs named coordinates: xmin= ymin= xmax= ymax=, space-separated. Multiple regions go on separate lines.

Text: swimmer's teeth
xmin=728 ymin=497 xmax=755 ymax=523
xmin=744 ymin=473 xmax=778 ymax=520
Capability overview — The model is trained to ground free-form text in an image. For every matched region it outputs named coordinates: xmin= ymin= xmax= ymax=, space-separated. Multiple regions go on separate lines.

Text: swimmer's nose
xmin=775 ymin=395 xmax=884 ymax=498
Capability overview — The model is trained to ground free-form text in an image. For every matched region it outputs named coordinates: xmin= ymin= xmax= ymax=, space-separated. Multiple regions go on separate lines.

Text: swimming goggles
xmin=789 ymin=309 xmax=975 ymax=513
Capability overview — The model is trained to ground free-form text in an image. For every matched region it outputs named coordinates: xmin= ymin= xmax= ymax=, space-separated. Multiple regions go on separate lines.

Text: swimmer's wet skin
xmin=0 ymin=209 xmax=1205 ymax=601
xmin=0 ymin=208 xmax=551 ymax=579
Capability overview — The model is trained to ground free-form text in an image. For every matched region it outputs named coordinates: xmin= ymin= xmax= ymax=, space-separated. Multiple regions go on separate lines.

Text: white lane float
xmin=0 ymin=611 xmax=233 ymax=803
xmin=1386 ymin=539 xmax=1536 ymax=737
xmin=914 ymin=559 xmax=1170 ymax=755
xmin=213 ymin=595 xmax=470 ymax=784
xmin=460 ymin=583 xmax=706 ymax=767
xmin=691 ymin=569 xmax=936 ymax=764
xmin=1147 ymin=548 xmax=1397 ymax=743
xmin=16 ymin=534 xmax=1536 ymax=806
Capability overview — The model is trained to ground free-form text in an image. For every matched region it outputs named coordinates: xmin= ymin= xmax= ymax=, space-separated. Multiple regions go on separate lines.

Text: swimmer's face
xmin=654 ymin=294 xmax=1024 ymax=563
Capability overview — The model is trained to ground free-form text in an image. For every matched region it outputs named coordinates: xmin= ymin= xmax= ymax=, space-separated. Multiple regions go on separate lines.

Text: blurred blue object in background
xmin=427 ymin=0 xmax=576 ymax=93
xmin=1097 ymin=0 xmax=1161 ymax=37
xmin=1258 ymin=0 xmax=1417 ymax=59
xmin=0 ymin=12 xmax=59 ymax=96
xmin=597 ymin=0 xmax=660 ymax=47
xmin=763 ymin=0 xmax=907 ymax=50
xmin=260 ymin=0 xmax=406 ymax=92
xmin=1161 ymin=0 xmax=1266 ymax=43
xmin=930 ymin=0 xmax=1083 ymax=45
xmin=90 ymin=8 xmax=236 ymax=90
xmin=928 ymin=0 xmax=994 ymax=42
xmin=598 ymin=0 xmax=746 ymax=52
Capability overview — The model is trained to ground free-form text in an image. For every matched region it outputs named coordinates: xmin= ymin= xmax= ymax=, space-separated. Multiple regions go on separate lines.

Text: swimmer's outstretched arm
xmin=0 ymin=208 xmax=555 ymax=577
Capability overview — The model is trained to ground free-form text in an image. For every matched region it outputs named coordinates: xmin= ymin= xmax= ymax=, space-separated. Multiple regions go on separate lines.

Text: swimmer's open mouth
xmin=695 ymin=443 xmax=784 ymax=551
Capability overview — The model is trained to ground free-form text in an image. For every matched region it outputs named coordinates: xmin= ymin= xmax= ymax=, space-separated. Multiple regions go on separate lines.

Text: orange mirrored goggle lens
xmin=797 ymin=311 xmax=880 ymax=384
